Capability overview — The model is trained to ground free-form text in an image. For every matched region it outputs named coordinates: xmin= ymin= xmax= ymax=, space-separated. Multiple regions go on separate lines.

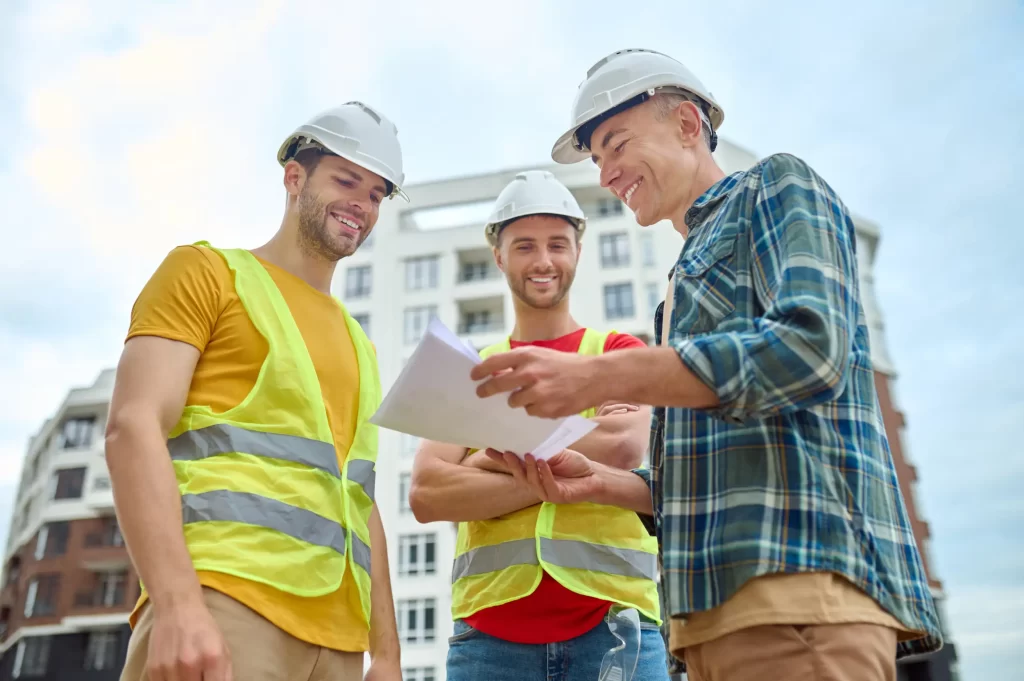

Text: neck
xmin=669 ymin=152 xmax=726 ymax=238
xmin=252 ymin=220 xmax=338 ymax=295
xmin=508 ymin=296 xmax=580 ymax=342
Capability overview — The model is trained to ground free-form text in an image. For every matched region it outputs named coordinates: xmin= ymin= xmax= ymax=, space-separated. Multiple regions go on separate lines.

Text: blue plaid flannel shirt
xmin=636 ymin=153 xmax=943 ymax=658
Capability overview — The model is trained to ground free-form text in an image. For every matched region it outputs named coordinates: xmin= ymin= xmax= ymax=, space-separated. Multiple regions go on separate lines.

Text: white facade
xmin=332 ymin=139 xmax=897 ymax=679
xmin=5 ymin=370 xmax=117 ymax=562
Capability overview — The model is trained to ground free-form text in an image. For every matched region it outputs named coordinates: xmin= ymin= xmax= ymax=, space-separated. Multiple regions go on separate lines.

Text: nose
xmin=348 ymin=193 xmax=373 ymax=214
xmin=599 ymin=161 xmax=620 ymax=190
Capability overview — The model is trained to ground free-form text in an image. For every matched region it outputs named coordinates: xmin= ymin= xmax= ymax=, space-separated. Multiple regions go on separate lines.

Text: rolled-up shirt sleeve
xmin=674 ymin=153 xmax=859 ymax=423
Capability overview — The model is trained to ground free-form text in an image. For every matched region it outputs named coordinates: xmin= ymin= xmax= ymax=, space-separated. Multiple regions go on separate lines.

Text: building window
xmin=401 ymin=433 xmax=420 ymax=458
xmin=403 ymin=306 xmax=437 ymax=345
xmin=23 ymin=574 xmax=60 ymax=618
xmin=85 ymin=516 xmax=123 ymax=548
xmin=397 ymin=598 xmax=436 ymax=644
xmin=60 ymin=416 xmax=95 ymax=449
xmin=403 ymin=667 xmax=437 ymax=681
xmin=99 ymin=570 xmax=127 ymax=607
xmin=646 ymin=282 xmax=661 ymax=317
xmin=13 ymin=635 xmax=50 ymax=678
xmin=398 ymin=473 xmax=411 ymax=515
xmin=459 ymin=310 xmax=495 ymax=334
xmin=603 ymin=283 xmax=635 ymax=320
xmin=33 ymin=521 xmax=69 ymax=560
xmin=352 ymin=313 xmax=371 ymax=338
xmin=405 ymin=256 xmax=440 ymax=291
xmin=597 ymin=198 xmax=624 ymax=217
xmin=641 ymin=232 xmax=656 ymax=267
xmin=345 ymin=265 xmax=372 ymax=299
xmin=459 ymin=261 xmax=494 ymax=282
xmin=84 ymin=631 xmax=120 ymax=671
xmin=600 ymin=232 xmax=631 ymax=268
xmin=51 ymin=467 xmax=86 ymax=500
xmin=398 ymin=533 xmax=437 ymax=577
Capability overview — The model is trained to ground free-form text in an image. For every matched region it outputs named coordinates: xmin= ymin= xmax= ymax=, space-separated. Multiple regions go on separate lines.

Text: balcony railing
xmin=84 ymin=530 xmax=124 ymax=549
xmin=74 ymin=586 xmax=125 ymax=609
xmin=457 ymin=322 xmax=504 ymax=335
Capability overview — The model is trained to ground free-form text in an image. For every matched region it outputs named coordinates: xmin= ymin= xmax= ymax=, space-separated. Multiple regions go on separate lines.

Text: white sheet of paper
xmin=369 ymin=317 xmax=596 ymax=460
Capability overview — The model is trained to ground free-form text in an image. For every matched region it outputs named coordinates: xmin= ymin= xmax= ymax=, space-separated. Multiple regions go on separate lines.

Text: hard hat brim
xmin=276 ymin=132 xmax=410 ymax=203
xmin=550 ymin=84 xmax=725 ymax=165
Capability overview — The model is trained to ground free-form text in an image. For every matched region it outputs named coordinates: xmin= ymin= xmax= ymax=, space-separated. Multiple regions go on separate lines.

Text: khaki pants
xmin=683 ymin=623 xmax=897 ymax=681
xmin=121 ymin=587 xmax=364 ymax=681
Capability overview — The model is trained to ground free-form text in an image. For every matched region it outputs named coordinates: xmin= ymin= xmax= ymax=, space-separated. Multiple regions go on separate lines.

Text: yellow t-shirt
xmin=126 ymin=244 xmax=369 ymax=652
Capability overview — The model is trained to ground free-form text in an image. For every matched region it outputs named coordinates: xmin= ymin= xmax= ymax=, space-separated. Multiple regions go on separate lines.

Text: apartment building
xmin=1 ymin=369 xmax=134 ymax=681
xmin=0 ymin=139 xmax=955 ymax=681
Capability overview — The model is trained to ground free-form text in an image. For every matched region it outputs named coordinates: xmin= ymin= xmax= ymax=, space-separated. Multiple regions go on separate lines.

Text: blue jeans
xmin=446 ymin=617 xmax=671 ymax=681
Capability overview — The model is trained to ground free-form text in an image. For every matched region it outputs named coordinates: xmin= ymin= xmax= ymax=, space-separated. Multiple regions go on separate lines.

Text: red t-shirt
xmin=463 ymin=328 xmax=648 ymax=644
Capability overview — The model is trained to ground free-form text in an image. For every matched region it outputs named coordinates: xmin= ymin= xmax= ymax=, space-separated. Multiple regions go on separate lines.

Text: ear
xmin=282 ymin=160 xmax=307 ymax=198
xmin=676 ymin=100 xmax=704 ymax=149
xmin=492 ymin=245 xmax=506 ymax=273
xmin=574 ymin=237 xmax=583 ymax=263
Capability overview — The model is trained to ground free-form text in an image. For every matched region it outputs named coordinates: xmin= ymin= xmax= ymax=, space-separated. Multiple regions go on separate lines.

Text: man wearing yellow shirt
xmin=106 ymin=103 xmax=407 ymax=681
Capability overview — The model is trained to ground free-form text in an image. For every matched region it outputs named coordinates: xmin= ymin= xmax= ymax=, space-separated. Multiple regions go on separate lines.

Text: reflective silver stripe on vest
xmin=351 ymin=534 xmax=372 ymax=576
xmin=451 ymin=538 xmax=538 ymax=583
xmin=169 ymin=424 xmax=339 ymax=479
xmin=540 ymin=538 xmax=657 ymax=581
xmin=346 ymin=459 xmax=376 ymax=502
xmin=182 ymin=490 xmax=347 ymax=555
xmin=452 ymin=537 xmax=657 ymax=583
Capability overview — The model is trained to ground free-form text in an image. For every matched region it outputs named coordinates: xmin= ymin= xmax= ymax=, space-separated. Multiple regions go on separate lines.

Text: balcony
xmin=453 ymin=248 xmax=504 ymax=301
xmin=74 ymin=581 xmax=126 ymax=610
xmin=457 ymin=297 xmax=506 ymax=349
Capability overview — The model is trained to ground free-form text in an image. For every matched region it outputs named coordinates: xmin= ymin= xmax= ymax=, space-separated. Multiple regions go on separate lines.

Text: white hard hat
xmin=484 ymin=170 xmax=586 ymax=246
xmin=551 ymin=48 xmax=725 ymax=164
xmin=277 ymin=101 xmax=408 ymax=201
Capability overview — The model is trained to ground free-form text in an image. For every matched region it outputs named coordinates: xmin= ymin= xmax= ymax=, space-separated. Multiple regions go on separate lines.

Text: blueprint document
xmin=369 ymin=317 xmax=597 ymax=460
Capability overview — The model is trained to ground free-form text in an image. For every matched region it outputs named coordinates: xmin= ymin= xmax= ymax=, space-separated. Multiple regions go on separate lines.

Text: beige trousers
xmin=683 ymin=623 xmax=898 ymax=681
xmin=120 ymin=587 xmax=364 ymax=681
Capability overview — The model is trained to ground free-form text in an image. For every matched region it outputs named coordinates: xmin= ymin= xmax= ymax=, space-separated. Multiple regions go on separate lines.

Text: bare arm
xmin=564 ymin=402 xmax=650 ymax=468
xmin=104 ymin=335 xmax=204 ymax=609
xmin=409 ymin=440 xmax=541 ymax=523
xmin=366 ymin=506 xmax=401 ymax=673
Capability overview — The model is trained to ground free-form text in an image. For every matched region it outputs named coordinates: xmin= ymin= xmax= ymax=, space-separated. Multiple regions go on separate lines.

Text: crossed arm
xmin=407 ymin=402 xmax=651 ymax=523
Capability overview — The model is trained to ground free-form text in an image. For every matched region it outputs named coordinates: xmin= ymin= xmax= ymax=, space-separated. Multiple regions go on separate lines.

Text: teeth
xmin=332 ymin=213 xmax=360 ymax=230
xmin=624 ymin=178 xmax=643 ymax=203
xmin=529 ymin=277 xmax=553 ymax=283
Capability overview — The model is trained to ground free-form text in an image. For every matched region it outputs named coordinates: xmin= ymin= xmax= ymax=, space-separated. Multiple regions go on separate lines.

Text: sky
xmin=1 ymin=1 xmax=1021 ymax=678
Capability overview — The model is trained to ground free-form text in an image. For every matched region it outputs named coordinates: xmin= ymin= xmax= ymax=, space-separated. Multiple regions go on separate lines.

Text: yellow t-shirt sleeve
xmin=127 ymin=245 xmax=227 ymax=352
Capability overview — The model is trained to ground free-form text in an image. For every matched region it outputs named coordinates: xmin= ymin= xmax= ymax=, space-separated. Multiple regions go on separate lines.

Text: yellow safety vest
xmin=451 ymin=328 xmax=662 ymax=624
xmin=161 ymin=242 xmax=380 ymax=625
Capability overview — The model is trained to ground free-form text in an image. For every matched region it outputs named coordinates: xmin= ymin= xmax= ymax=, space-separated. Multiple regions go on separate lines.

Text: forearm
xmin=596 ymin=346 xmax=719 ymax=411
xmin=409 ymin=461 xmax=540 ymax=523
xmin=569 ymin=412 xmax=647 ymax=469
xmin=104 ymin=414 xmax=202 ymax=608
xmin=367 ymin=508 xmax=400 ymax=663
xmin=591 ymin=464 xmax=654 ymax=516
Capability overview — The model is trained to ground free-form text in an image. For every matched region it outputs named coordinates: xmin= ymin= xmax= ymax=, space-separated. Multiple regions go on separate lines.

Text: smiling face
xmin=288 ymin=152 xmax=387 ymax=261
xmin=494 ymin=214 xmax=580 ymax=310
xmin=588 ymin=95 xmax=707 ymax=227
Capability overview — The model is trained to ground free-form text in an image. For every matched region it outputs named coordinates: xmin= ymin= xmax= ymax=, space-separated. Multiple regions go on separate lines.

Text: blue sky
xmin=1 ymin=1 xmax=1021 ymax=677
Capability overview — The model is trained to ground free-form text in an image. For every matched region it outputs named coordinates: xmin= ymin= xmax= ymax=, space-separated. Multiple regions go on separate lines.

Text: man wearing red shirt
xmin=409 ymin=170 xmax=669 ymax=681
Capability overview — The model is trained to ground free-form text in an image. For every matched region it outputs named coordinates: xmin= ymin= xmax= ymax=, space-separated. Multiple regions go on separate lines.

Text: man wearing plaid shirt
xmin=474 ymin=49 xmax=943 ymax=680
